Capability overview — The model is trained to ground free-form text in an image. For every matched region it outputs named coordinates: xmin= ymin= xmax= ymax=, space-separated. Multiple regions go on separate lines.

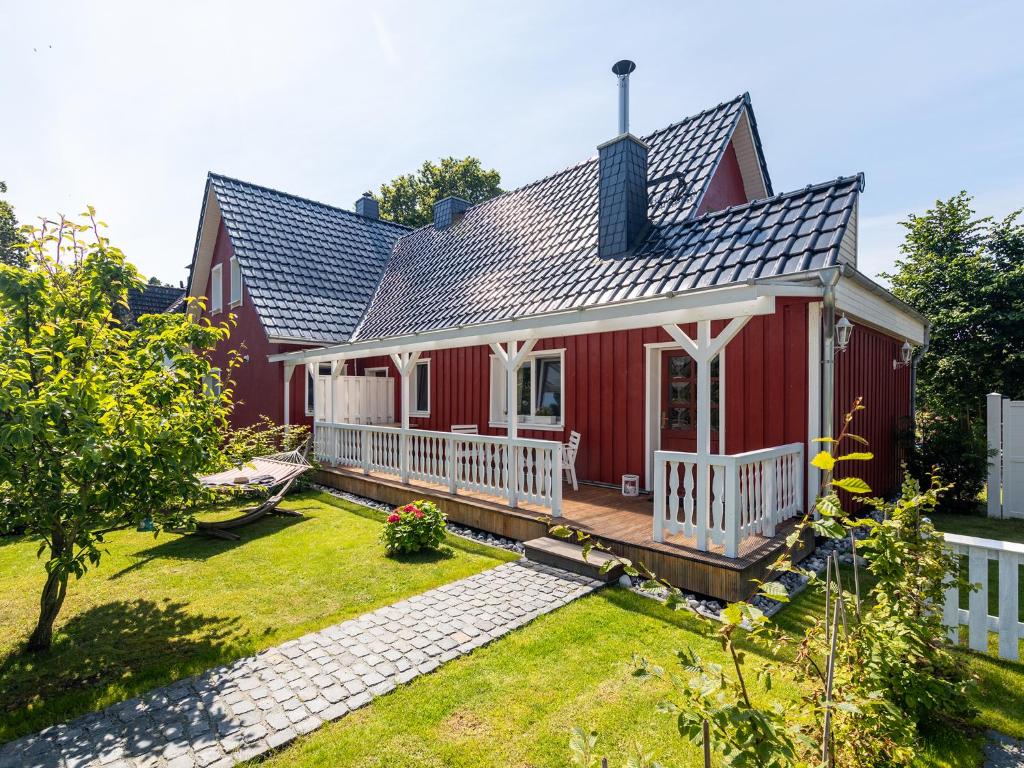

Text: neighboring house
xmin=186 ymin=76 xmax=925 ymax=598
xmin=126 ymin=283 xmax=186 ymax=323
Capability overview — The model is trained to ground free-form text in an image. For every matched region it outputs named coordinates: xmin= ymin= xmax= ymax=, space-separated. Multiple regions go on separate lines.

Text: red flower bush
xmin=380 ymin=499 xmax=446 ymax=555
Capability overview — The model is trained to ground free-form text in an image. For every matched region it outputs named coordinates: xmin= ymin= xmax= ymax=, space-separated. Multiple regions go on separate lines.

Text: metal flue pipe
xmin=612 ymin=59 xmax=636 ymax=135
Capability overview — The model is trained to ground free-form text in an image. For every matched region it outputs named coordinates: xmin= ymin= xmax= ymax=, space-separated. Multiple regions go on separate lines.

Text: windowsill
xmin=210 ymin=308 xmax=223 ymax=316
xmin=410 ymin=411 xmax=430 ymax=418
xmin=229 ymin=300 xmax=242 ymax=308
xmin=488 ymin=420 xmax=565 ymax=433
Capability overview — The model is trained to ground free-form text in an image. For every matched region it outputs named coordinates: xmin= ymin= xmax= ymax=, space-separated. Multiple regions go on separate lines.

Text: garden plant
xmin=381 ymin=499 xmax=447 ymax=555
xmin=0 ymin=212 xmax=235 ymax=651
xmin=559 ymin=400 xmax=975 ymax=768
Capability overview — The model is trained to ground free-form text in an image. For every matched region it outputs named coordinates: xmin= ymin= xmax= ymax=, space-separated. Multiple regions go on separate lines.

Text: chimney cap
xmin=612 ymin=59 xmax=636 ymax=76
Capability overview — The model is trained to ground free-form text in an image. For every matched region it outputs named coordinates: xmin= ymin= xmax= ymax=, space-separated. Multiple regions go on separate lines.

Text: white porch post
xmin=489 ymin=338 xmax=537 ymax=508
xmin=390 ymin=351 xmax=421 ymax=483
xmin=662 ymin=317 xmax=750 ymax=552
xmin=283 ymin=362 xmax=295 ymax=431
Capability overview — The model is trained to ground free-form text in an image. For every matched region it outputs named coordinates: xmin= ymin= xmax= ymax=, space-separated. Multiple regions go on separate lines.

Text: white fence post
xmin=551 ymin=445 xmax=563 ymax=517
xmin=998 ymin=550 xmax=1019 ymax=661
xmin=723 ymin=459 xmax=740 ymax=557
xmin=653 ymin=454 xmax=666 ymax=543
xmin=762 ymin=458 xmax=776 ymax=538
xmin=447 ymin=435 xmax=457 ymax=494
xmin=988 ymin=392 xmax=1003 ymax=518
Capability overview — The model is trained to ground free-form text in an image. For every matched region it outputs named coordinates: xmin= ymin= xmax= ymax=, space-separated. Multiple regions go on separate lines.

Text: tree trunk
xmin=27 ymin=566 xmax=68 ymax=652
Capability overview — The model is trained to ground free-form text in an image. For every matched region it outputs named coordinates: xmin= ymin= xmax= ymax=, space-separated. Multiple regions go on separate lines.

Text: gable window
xmin=229 ymin=256 xmax=242 ymax=307
xmin=489 ymin=349 xmax=564 ymax=430
xmin=306 ymin=362 xmax=335 ymax=417
xmin=210 ymin=264 xmax=223 ymax=314
xmin=410 ymin=359 xmax=430 ymax=416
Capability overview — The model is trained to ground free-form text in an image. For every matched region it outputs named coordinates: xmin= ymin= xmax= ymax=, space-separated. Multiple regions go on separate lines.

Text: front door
xmin=660 ymin=350 xmax=719 ymax=453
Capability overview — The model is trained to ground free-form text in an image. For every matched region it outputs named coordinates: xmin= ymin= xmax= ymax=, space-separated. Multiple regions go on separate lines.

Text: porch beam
xmin=268 ymin=291 xmax=779 ymax=366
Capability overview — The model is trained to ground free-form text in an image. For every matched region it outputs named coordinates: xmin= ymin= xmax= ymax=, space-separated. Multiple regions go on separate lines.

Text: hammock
xmin=185 ymin=440 xmax=313 ymax=540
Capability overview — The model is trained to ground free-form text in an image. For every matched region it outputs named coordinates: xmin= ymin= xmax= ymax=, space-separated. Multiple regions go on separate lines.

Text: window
xmin=305 ymin=362 xmax=334 ymax=416
xmin=210 ymin=264 xmax=223 ymax=314
xmin=410 ymin=359 xmax=430 ymax=416
xmin=364 ymin=367 xmax=389 ymax=378
xmin=204 ymin=367 xmax=222 ymax=397
xmin=229 ymin=256 xmax=242 ymax=306
xmin=489 ymin=350 xmax=564 ymax=429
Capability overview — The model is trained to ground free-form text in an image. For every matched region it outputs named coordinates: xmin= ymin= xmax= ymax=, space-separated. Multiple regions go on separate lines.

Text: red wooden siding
xmin=359 ymin=298 xmax=812 ymax=488
xmin=199 ymin=221 xmax=314 ymax=429
xmin=696 ymin=140 xmax=749 ymax=217
xmin=833 ymin=322 xmax=913 ymax=500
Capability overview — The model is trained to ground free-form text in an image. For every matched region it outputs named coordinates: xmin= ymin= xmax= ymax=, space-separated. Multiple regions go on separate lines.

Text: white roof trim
xmin=187 ymin=186 xmax=222 ymax=318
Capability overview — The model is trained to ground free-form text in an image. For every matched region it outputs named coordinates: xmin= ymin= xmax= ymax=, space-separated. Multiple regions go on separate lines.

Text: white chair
xmin=563 ymin=430 xmax=581 ymax=491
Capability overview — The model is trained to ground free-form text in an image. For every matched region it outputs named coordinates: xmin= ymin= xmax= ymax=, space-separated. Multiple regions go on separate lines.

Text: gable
xmin=696 ymin=141 xmax=747 ymax=217
xmin=186 ymin=174 xmax=409 ymax=344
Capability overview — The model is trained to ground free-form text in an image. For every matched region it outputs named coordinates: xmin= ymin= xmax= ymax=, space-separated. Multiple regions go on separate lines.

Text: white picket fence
xmin=652 ymin=443 xmax=804 ymax=557
xmin=988 ymin=392 xmax=1024 ymax=519
xmin=313 ymin=375 xmax=394 ymax=424
xmin=314 ymin=421 xmax=563 ymax=514
xmin=943 ymin=532 xmax=1023 ymax=661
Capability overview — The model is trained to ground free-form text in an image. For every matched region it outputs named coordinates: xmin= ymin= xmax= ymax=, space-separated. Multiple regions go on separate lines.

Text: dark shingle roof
xmin=208 ymin=174 xmax=409 ymax=343
xmin=353 ymin=100 xmax=858 ymax=341
xmin=128 ymin=284 xmax=186 ymax=320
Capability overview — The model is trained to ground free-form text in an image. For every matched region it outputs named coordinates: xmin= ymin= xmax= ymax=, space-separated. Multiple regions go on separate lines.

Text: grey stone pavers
xmin=0 ymin=561 xmax=600 ymax=768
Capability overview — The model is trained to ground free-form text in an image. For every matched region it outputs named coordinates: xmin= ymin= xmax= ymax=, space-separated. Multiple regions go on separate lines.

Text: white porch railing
xmin=652 ymin=443 xmax=805 ymax=557
xmin=943 ymin=533 xmax=1023 ymax=661
xmin=314 ymin=421 xmax=563 ymax=515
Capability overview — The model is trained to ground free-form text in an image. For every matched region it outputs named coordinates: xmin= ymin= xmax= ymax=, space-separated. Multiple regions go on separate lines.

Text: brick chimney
xmin=433 ymin=196 xmax=471 ymax=230
xmin=355 ymin=192 xmax=379 ymax=219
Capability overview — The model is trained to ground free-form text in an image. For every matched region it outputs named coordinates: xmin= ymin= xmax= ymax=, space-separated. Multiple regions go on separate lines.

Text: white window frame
xmin=205 ymin=367 xmax=222 ymax=397
xmin=410 ymin=358 xmax=430 ymax=417
xmin=364 ymin=367 xmax=390 ymax=378
xmin=305 ymin=362 xmax=335 ymax=416
xmin=229 ymin=256 xmax=243 ymax=307
xmin=489 ymin=348 xmax=565 ymax=432
xmin=210 ymin=264 xmax=223 ymax=314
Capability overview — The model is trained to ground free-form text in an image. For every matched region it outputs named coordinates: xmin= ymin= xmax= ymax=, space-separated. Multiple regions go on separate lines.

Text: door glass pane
xmin=669 ymin=408 xmax=691 ymax=429
xmin=668 ymin=355 xmax=691 ymax=378
xmin=669 ymin=381 xmax=691 ymax=405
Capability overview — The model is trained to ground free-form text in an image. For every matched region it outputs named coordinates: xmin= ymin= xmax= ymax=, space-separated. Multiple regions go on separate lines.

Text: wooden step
xmin=523 ymin=537 xmax=623 ymax=582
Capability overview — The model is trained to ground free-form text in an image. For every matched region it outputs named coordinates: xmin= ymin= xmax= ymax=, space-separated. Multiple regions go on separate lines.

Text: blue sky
xmin=3 ymin=1 xmax=1023 ymax=285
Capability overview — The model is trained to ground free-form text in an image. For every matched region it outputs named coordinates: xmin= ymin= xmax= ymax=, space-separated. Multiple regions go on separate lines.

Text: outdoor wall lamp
xmin=893 ymin=340 xmax=913 ymax=369
xmin=835 ymin=314 xmax=854 ymax=353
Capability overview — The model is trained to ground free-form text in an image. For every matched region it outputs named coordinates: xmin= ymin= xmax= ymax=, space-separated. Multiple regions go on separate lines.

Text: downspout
xmin=820 ymin=267 xmax=842 ymax=448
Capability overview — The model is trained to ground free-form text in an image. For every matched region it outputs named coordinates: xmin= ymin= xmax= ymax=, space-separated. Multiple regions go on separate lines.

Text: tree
xmin=0 ymin=180 xmax=27 ymax=267
xmin=883 ymin=192 xmax=1024 ymax=510
xmin=376 ymin=156 xmax=502 ymax=228
xmin=0 ymin=211 xmax=235 ymax=651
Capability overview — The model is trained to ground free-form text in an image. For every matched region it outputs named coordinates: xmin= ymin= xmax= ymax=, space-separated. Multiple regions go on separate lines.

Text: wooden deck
xmin=317 ymin=466 xmax=811 ymax=602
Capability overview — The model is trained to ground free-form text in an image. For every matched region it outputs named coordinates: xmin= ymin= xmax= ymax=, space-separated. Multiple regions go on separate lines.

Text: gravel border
xmin=310 ymin=484 xmax=526 ymax=554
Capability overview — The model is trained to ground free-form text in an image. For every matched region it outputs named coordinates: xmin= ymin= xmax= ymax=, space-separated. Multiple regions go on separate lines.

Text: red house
xmin=187 ymin=77 xmax=926 ymax=599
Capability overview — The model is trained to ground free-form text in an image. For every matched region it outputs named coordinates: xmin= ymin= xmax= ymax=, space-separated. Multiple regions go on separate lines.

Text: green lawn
xmin=246 ymin=577 xmax=1024 ymax=768
xmin=0 ymin=491 xmax=517 ymax=742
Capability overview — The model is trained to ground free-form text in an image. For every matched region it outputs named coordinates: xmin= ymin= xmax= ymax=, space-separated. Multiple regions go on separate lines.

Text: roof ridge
xmin=389 ymin=94 xmax=751 ymax=234
xmin=207 ymin=172 xmax=412 ymax=232
xmin=639 ymin=93 xmax=747 ymax=144
xmin=681 ymin=173 xmax=864 ymax=227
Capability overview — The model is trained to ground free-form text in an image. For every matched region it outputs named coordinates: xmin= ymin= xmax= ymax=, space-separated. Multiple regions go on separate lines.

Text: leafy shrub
xmin=221 ymin=415 xmax=311 ymax=466
xmin=911 ymin=410 xmax=987 ymax=514
xmin=380 ymin=500 xmax=446 ymax=555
